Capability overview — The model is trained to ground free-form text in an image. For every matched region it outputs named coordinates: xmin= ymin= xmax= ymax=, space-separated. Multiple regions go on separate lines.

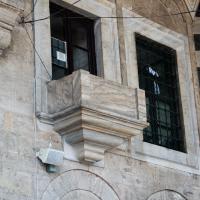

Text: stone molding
xmin=0 ymin=0 xmax=24 ymax=55
xmin=41 ymin=169 xmax=120 ymax=200
xmin=38 ymin=70 xmax=148 ymax=163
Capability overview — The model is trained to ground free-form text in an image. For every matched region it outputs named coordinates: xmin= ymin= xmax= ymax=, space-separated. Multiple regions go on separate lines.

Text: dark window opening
xmin=136 ymin=33 xmax=185 ymax=152
xmin=196 ymin=3 xmax=200 ymax=17
xmin=197 ymin=67 xmax=200 ymax=86
xmin=194 ymin=34 xmax=200 ymax=51
xmin=50 ymin=3 xmax=97 ymax=80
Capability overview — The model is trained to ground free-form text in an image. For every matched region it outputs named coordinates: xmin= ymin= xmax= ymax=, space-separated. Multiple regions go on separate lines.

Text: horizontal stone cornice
xmin=38 ymin=107 xmax=148 ymax=139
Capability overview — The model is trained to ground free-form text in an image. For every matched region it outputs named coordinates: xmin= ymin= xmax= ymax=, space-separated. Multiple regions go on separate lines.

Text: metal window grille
xmin=136 ymin=34 xmax=185 ymax=152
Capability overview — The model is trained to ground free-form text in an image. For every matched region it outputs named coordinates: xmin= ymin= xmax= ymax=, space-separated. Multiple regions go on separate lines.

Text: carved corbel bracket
xmin=0 ymin=0 xmax=24 ymax=54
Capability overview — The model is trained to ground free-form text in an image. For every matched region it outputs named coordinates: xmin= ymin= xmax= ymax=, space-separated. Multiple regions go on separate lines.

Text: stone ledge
xmin=38 ymin=70 xmax=148 ymax=163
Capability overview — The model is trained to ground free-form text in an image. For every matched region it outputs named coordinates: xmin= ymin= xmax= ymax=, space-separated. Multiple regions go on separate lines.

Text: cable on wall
xmin=24 ymin=0 xmax=38 ymax=19
xmin=24 ymin=24 xmax=52 ymax=80
xmin=20 ymin=0 xmax=82 ymax=24
xmin=21 ymin=9 xmax=199 ymax=24
xmin=21 ymin=0 xmax=84 ymax=81
xmin=20 ymin=0 xmax=200 ymax=82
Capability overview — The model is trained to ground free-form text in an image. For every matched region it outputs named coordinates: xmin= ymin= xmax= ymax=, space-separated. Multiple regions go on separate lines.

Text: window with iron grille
xmin=136 ymin=34 xmax=185 ymax=152
xmin=50 ymin=3 xmax=97 ymax=80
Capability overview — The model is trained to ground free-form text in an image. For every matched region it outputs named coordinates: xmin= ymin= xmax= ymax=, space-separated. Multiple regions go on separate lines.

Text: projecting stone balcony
xmin=39 ymin=70 xmax=148 ymax=163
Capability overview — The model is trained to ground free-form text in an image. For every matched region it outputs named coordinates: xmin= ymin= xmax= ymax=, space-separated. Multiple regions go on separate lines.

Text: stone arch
xmin=41 ymin=169 xmax=120 ymax=200
xmin=130 ymin=0 xmax=190 ymax=33
xmin=60 ymin=189 xmax=102 ymax=200
xmin=147 ymin=189 xmax=187 ymax=200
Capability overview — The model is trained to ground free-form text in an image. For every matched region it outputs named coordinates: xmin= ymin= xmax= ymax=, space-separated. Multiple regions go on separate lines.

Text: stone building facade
xmin=0 ymin=0 xmax=200 ymax=199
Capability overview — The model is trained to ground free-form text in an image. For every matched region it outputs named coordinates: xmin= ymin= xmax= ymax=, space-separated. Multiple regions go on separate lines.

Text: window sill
xmin=37 ymin=70 xmax=148 ymax=164
xmin=132 ymin=139 xmax=200 ymax=174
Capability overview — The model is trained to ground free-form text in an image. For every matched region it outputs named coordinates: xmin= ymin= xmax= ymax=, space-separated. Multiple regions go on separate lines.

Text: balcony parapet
xmin=38 ymin=70 xmax=148 ymax=163
xmin=0 ymin=0 xmax=24 ymax=55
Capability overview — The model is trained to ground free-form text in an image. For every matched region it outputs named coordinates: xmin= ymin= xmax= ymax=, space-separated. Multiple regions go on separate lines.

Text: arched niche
xmin=41 ymin=169 xmax=120 ymax=200
xmin=60 ymin=190 xmax=101 ymax=200
xmin=147 ymin=190 xmax=187 ymax=200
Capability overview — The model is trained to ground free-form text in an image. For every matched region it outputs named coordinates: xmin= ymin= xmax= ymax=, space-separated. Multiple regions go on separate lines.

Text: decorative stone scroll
xmin=0 ymin=0 xmax=24 ymax=55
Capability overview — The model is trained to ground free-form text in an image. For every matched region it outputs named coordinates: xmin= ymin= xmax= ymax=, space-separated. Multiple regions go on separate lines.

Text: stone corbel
xmin=0 ymin=0 xmax=24 ymax=55
xmin=38 ymin=70 xmax=148 ymax=164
